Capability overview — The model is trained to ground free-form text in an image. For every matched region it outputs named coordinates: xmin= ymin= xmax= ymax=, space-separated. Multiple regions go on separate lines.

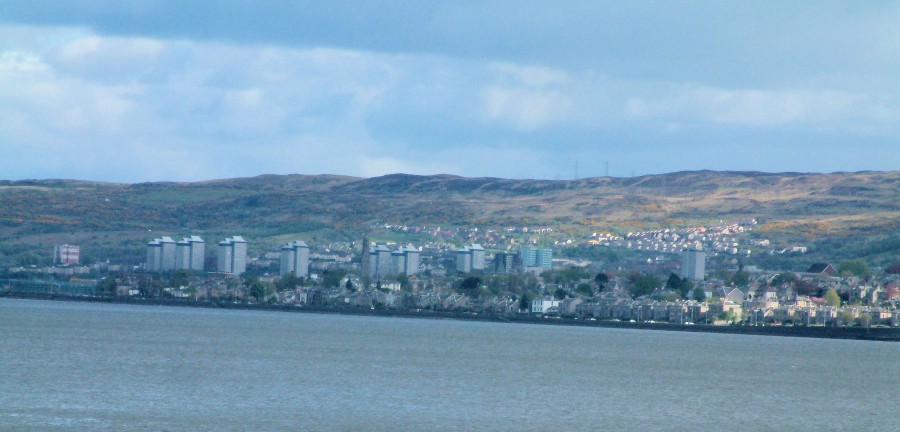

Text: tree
xmin=322 ymin=268 xmax=347 ymax=288
xmin=248 ymin=278 xmax=275 ymax=303
xmin=730 ymin=271 xmax=750 ymax=288
xmin=839 ymin=259 xmax=871 ymax=279
xmin=678 ymin=277 xmax=694 ymax=299
xmin=719 ymin=310 xmax=737 ymax=324
xmin=594 ymin=272 xmax=609 ymax=289
xmin=629 ymin=273 xmax=661 ymax=298
xmin=662 ymin=292 xmax=680 ymax=302
xmin=552 ymin=266 xmax=592 ymax=284
xmin=138 ymin=276 xmax=162 ymax=298
xmin=345 ymin=278 xmax=356 ymax=292
xmin=692 ymin=287 xmax=706 ymax=302
xmin=858 ymin=313 xmax=872 ymax=328
xmin=840 ymin=311 xmax=856 ymax=327
xmin=576 ymin=282 xmax=594 ymax=297
xmin=665 ymin=273 xmax=692 ymax=299
xmin=276 ymin=272 xmax=302 ymax=292
xmin=96 ymin=277 xmax=117 ymax=297
xmin=823 ymin=288 xmax=841 ymax=307
xmin=553 ymin=288 xmax=568 ymax=300
xmin=397 ymin=274 xmax=411 ymax=292
xmin=772 ymin=272 xmax=798 ymax=287
xmin=170 ymin=269 xmax=191 ymax=289
xmin=885 ymin=263 xmax=900 ymax=275
xmin=459 ymin=276 xmax=482 ymax=291
xmin=519 ymin=291 xmax=532 ymax=312
xmin=795 ymin=279 xmax=818 ymax=296
xmin=665 ymin=273 xmax=681 ymax=291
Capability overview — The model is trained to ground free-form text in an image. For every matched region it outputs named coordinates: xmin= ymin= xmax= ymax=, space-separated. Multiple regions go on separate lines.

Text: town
xmin=4 ymin=222 xmax=899 ymax=330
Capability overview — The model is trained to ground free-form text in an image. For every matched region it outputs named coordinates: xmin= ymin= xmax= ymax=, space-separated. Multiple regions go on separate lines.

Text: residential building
xmin=53 ymin=244 xmax=80 ymax=266
xmin=392 ymin=249 xmax=406 ymax=276
xmin=681 ymin=249 xmax=706 ymax=280
xmin=368 ymin=244 xmax=394 ymax=278
xmin=217 ymin=236 xmax=247 ymax=275
xmin=806 ymin=263 xmax=837 ymax=276
xmin=393 ymin=246 xmax=420 ymax=276
xmin=455 ymin=244 xmax=485 ymax=273
xmin=519 ymin=247 xmax=552 ymax=270
xmin=280 ymin=241 xmax=310 ymax=277
xmin=146 ymin=236 xmax=176 ymax=272
xmin=470 ymin=244 xmax=485 ymax=270
xmin=531 ymin=297 xmax=560 ymax=314
xmin=360 ymin=237 xmax=371 ymax=282
xmin=175 ymin=236 xmax=205 ymax=271
xmin=456 ymin=248 xmax=472 ymax=273
xmin=494 ymin=252 xmax=516 ymax=274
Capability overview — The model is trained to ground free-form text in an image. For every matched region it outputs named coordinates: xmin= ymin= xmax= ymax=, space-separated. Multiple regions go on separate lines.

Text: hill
xmin=0 ymin=171 xmax=897 ymax=266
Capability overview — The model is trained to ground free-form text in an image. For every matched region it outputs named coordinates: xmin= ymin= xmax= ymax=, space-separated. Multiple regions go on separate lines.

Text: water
xmin=1 ymin=299 xmax=897 ymax=431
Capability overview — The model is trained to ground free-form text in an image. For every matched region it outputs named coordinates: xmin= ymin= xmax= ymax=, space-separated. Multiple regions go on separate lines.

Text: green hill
xmin=1 ymin=171 xmax=897 ymax=266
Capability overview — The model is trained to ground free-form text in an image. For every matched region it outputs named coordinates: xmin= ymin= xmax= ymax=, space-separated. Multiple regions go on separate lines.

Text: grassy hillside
xmin=1 ymin=171 xmax=897 ymax=266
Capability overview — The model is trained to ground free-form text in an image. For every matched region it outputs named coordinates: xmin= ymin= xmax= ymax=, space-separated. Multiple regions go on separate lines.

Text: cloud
xmin=0 ymin=22 xmax=898 ymax=183
xmin=625 ymin=85 xmax=898 ymax=130
xmin=481 ymin=86 xmax=574 ymax=131
xmin=0 ymin=50 xmax=47 ymax=72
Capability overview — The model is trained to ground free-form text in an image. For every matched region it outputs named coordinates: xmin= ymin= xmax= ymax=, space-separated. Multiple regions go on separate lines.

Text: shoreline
xmin=3 ymin=291 xmax=898 ymax=342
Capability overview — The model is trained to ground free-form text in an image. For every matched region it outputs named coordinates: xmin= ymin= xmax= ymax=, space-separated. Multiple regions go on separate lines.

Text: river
xmin=1 ymin=298 xmax=897 ymax=431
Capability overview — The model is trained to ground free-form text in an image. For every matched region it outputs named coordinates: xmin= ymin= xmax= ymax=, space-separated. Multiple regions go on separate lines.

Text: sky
xmin=1 ymin=1 xmax=898 ymax=182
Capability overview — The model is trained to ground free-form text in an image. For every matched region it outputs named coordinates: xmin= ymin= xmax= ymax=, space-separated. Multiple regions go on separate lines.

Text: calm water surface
xmin=1 ymin=299 xmax=897 ymax=431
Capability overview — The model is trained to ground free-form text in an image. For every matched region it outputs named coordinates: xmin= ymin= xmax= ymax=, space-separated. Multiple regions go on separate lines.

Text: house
xmin=723 ymin=288 xmax=744 ymax=303
xmin=374 ymin=291 xmax=400 ymax=308
xmin=442 ymin=293 xmax=469 ymax=310
xmin=709 ymin=300 xmax=743 ymax=323
xmin=531 ymin=297 xmax=560 ymax=314
xmin=415 ymin=292 xmax=441 ymax=309
xmin=806 ymin=263 xmax=836 ymax=276
xmin=484 ymin=297 xmax=518 ymax=314
xmin=558 ymin=297 xmax=583 ymax=316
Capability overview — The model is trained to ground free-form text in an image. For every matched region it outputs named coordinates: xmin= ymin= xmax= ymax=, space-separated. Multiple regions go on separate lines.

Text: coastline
xmin=3 ymin=291 xmax=898 ymax=342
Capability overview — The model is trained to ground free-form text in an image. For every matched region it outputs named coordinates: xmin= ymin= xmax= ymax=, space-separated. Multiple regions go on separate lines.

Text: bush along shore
xmin=3 ymin=291 xmax=898 ymax=342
